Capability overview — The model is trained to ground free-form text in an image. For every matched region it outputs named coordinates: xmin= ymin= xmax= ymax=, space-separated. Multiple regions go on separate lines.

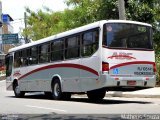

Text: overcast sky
xmin=1 ymin=0 xmax=67 ymax=33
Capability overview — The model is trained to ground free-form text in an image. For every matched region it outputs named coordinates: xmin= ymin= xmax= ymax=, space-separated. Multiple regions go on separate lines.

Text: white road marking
xmin=26 ymin=105 xmax=67 ymax=113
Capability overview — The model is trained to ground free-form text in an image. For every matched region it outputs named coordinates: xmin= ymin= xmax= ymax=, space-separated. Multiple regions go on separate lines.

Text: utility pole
xmin=24 ymin=12 xmax=28 ymax=43
xmin=118 ymin=0 xmax=126 ymax=20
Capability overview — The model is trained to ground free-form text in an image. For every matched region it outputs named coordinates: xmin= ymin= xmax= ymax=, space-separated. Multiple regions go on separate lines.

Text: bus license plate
xmin=127 ymin=81 xmax=136 ymax=86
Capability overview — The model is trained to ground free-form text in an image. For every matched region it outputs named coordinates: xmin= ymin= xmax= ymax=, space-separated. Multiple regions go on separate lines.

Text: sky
xmin=1 ymin=0 xmax=67 ymax=33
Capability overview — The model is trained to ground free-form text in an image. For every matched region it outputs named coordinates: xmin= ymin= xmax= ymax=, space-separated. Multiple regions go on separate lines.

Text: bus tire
xmin=87 ymin=89 xmax=106 ymax=101
xmin=13 ymin=82 xmax=25 ymax=98
xmin=51 ymin=79 xmax=63 ymax=100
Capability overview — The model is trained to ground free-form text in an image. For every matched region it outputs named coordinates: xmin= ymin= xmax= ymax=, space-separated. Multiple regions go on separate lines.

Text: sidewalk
xmin=106 ymin=87 xmax=160 ymax=98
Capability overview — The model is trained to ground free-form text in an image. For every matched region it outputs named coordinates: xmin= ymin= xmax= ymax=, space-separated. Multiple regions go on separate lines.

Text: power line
xmin=12 ymin=18 xmax=24 ymax=21
xmin=10 ymin=21 xmax=24 ymax=24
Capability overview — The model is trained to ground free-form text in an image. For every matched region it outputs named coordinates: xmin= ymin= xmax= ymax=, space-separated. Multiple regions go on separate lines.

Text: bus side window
xmin=51 ymin=39 xmax=64 ymax=61
xmin=30 ymin=46 xmax=38 ymax=65
xmin=39 ymin=43 xmax=50 ymax=63
xmin=21 ymin=49 xmax=28 ymax=66
xmin=65 ymin=36 xmax=80 ymax=59
xmin=27 ymin=48 xmax=31 ymax=65
xmin=81 ymin=30 xmax=99 ymax=57
xmin=14 ymin=51 xmax=22 ymax=68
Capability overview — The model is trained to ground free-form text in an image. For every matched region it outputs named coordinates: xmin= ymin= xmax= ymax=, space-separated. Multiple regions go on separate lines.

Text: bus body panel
xmin=79 ymin=51 xmax=101 ymax=92
xmin=8 ymin=57 xmax=100 ymax=92
xmin=101 ymin=48 xmax=156 ymax=88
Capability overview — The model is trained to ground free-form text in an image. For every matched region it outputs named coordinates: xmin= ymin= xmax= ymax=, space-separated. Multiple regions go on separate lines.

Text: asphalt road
xmin=0 ymin=80 xmax=160 ymax=119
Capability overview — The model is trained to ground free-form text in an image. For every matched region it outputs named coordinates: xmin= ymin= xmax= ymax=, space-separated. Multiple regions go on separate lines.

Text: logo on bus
xmin=107 ymin=52 xmax=136 ymax=60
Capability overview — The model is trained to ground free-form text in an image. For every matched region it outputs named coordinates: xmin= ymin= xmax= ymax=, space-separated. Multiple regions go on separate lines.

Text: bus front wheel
xmin=13 ymin=82 xmax=25 ymax=98
xmin=87 ymin=89 xmax=106 ymax=101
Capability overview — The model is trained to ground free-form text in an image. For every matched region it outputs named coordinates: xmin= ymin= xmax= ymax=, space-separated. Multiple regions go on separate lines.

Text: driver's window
xmin=5 ymin=55 xmax=13 ymax=77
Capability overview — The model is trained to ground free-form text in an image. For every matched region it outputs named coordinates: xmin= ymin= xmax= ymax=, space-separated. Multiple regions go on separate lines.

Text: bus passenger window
xmin=21 ymin=49 xmax=28 ymax=66
xmin=30 ymin=46 xmax=38 ymax=64
xmin=65 ymin=36 xmax=80 ymax=59
xmin=51 ymin=40 xmax=64 ymax=61
xmin=14 ymin=51 xmax=22 ymax=68
xmin=81 ymin=30 xmax=99 ymax=56
xmin=39 ymin=43 xmax=50 ymax=63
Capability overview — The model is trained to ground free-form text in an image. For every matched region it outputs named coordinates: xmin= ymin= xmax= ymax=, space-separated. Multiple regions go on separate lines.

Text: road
xmin=0 ymin=80 xmax=160 ymax=119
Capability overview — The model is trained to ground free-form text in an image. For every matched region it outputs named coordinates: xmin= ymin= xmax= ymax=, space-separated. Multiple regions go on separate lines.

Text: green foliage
xmin=23 ymin=7 xmax=65 ymax=40
xmin=23 ymin=0 xmax=160 ymax=40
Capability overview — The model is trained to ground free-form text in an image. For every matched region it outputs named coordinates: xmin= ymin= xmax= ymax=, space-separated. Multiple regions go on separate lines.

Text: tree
xmin=23 ymin=0 xmax=160 ymax=43
xmin=23 ymin=7 xmax=64 ymax=40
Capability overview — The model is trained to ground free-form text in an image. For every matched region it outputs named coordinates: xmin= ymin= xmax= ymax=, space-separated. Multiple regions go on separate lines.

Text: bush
xmin=156 ymin=56 xmax=160 ymax=86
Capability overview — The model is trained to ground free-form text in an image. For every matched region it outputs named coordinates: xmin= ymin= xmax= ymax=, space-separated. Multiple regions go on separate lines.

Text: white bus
xmin=5 ymin=20 xmax=156 ymax=100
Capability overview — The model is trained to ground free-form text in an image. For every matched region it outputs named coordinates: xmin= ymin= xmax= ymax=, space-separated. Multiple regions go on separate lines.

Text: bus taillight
xmin=102 ymin=62 xmax=109 ymax=72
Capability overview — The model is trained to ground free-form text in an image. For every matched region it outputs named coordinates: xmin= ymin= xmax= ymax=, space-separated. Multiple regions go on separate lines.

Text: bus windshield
xmin=103 ymin=23 xmax=153 ymax=49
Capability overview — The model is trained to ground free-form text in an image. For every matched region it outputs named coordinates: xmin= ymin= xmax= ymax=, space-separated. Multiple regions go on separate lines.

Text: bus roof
xmin=8 ymin=20 xmax=152 ymax=53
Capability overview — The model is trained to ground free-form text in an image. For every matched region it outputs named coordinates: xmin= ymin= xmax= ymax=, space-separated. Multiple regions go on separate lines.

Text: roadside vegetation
xmin=22 ymin=0 xmax=160 ymax=85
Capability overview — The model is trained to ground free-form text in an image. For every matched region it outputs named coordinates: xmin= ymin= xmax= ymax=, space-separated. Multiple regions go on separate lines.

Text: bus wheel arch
xmin=13 ymin=79 xmax=25 ymax=98
xmin=51 ymin=76 xmax=71 ymax=100
xmin=51 ymin=75 xmax=62 ymax=89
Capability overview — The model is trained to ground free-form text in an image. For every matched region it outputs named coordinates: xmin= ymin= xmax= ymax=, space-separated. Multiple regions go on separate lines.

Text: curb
xmin=106 ymin=92 xmax=160 ymax=98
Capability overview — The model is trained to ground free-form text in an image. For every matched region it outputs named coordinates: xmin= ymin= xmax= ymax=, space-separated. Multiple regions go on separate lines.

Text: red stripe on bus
xmin=18 ymin=63 xmax=99 ymax=80
xmin=110 ymin=61 xmax=155 ymax=70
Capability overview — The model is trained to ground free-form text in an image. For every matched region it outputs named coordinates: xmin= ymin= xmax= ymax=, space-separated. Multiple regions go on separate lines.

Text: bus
xmin=5 ymin=20 xmax=156 ymax=100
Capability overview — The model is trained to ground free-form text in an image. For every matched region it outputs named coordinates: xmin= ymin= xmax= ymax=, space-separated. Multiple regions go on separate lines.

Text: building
xmin=2 ymin=14 xmax=15 ymax=54
xmin=0 ymin=3 xmax=15 ymax=79
xmin=2 ymin=14 xmax=14 ymax=34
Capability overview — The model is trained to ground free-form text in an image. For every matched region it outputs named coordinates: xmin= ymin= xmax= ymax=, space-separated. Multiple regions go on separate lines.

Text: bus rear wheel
xmin=87 ymin=89 xmax=106 ymax=101
xmin=51 ymin=79 xmax=71 ymax=100
xmin=13 ymin=82 xmax=25 ymax=98
xmin=51 ymin=79 xmax=62 ymax=100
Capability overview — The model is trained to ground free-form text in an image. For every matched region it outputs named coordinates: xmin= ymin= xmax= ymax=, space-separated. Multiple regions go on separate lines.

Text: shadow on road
xmin=1 ymin=114 xmax=121 ymax=120
xmin=7 ymin=93 xmax=152 ymax=105
xmin=69 ymin=98 xmax=152 ymax=105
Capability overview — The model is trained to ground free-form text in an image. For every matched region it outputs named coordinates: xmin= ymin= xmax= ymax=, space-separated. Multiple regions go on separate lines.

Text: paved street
xmin=0 ymin=80 xmax=160 ymax=119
